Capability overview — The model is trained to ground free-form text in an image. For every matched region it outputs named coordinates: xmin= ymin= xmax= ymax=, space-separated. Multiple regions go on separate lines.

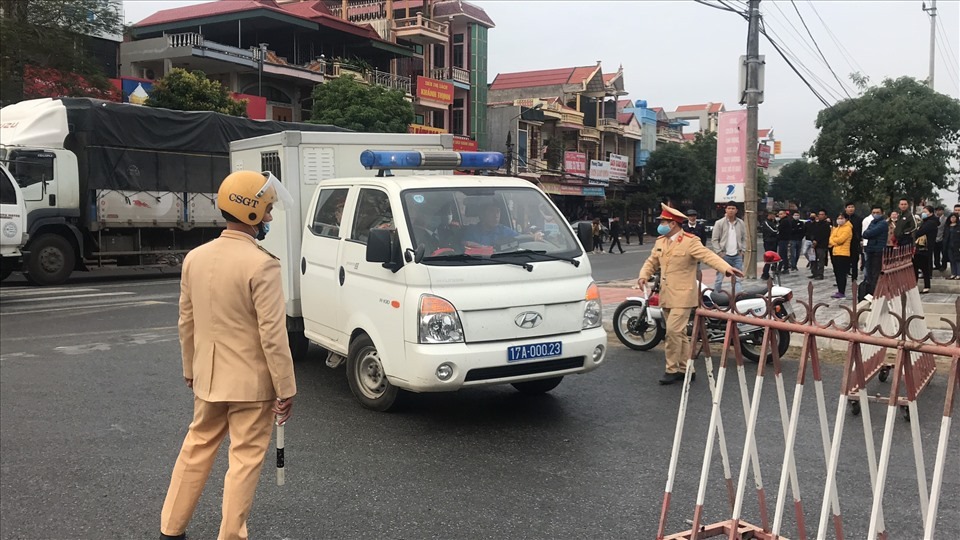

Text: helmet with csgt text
xmin=217 ymin=170 xmax=278 ymax=225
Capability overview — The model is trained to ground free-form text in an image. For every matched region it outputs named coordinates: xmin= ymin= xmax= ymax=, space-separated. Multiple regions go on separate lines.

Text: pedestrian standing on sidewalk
xmin=608 ymin=216 xmax=625 ymax=254
xmin=944 ymin=212 xmax=960 ymax=279
xmin=894 ymin=198 xmax=917 ymax=247
xmin=861 ymin=206 xmax=889 ymax=297
xmin=808 ymin=210 xmax=831 ymax=280
xmin=682 ymin=209 xmax=707 ymax=245
xmin=761 ymin=210 xmax=779 ymax=280
xmin=591 ymin=219 xmax=604 ymax=254
xmin=159 ymin=171 xmax=297 ymax=540
xmin=829 ymin=214 xmax=853 ymax=299
xmin=793 ymin=212 xmax=808 ymax=271
xmin=934 ymin=206 xmax=947 ymax=271
xmin=624 ymin=219 xmax=633 ymax=244
xmin=711 ymin=203 xmax=746 ymax=292
xmin=637 ymin=203 xmax=743 ymax=385
xmin=913 ymin=205 xmax=939 ymax=293
xmin=843 ymin=202 xmax=861 ymax=281
xmin=777 ymin=210 xmax=794 ymax=275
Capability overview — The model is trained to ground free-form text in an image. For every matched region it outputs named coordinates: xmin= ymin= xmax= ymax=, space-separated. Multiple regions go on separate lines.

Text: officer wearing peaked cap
xmin=160 ymin=171 xmax=297 ymax=540
xmin=637 ymin=203 xmax=745 ymax=385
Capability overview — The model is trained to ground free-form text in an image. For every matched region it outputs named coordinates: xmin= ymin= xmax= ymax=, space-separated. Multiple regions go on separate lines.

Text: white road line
xmin=1 ymin=300 xmax=167 ymax=315
xmin=0 ymin=325 xmax=178 ymax=342
xmin=1 ymin=292 xmax=135 ymax=304
xmin=0 ymin=288 xmax=99 ymax=297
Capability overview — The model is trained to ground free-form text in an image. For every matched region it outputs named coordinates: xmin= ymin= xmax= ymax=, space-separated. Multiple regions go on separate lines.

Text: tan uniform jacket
xmin=179 ymin=230 xmax=297 ymax=402
xmin=638 ymin=233 xmax=734 ymax=308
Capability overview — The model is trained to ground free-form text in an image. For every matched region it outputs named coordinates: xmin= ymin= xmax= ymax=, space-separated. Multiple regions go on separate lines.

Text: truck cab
xmin=0 ymin=163 xmax=28 ymax=280
xmin=289 ymin=151 xmax=607 ymax=410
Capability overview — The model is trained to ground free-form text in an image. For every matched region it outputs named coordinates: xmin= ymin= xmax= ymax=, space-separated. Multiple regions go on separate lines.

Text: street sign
xmin=773 ymin=140 xmax=782 ymax=155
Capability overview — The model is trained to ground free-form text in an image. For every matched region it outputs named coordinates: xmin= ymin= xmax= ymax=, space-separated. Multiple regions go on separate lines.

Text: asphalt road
xmin=1 ymin=265 xmax=958 ymax=539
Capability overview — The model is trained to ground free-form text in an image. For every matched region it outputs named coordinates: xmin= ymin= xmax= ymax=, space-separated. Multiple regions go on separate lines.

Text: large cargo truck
xmin=0 ymin=97 xmax=346 ymax=285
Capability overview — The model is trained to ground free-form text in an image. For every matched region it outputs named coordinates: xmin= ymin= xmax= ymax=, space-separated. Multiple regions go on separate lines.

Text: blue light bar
xmin=359 ymin=150 xmax=505 ymax=171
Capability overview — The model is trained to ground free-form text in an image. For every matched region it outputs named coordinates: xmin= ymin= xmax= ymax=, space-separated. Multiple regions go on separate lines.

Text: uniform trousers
xmin=161 ymin=396 xmax=275 ymax=540
xmin=663 ymin=307 xmax=692 ymax=374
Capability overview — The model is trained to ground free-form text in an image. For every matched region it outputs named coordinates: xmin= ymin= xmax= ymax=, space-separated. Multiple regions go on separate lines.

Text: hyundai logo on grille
xmin=515 ymin=311 xmax=543 ymax=329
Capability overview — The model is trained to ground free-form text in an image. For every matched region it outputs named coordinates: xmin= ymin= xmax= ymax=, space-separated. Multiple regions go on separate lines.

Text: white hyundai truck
xmin=0 ymin=163 xmax=28 ymax=280
xmin=231 ymin=137 xmax=608 ymax=410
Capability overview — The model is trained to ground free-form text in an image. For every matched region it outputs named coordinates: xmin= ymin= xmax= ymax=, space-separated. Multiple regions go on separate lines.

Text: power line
xmin=761 ymin=17 xmax=845 ymax=103
xmin=806 ymin=0 xmax=866 ymax=77
xmin=789 ymin=0 xmax=851 ymax=98
xmin=692 ymin=0 xmax=743 ymax=14
xmin=935 ymin=18 xmax=960 ymax=86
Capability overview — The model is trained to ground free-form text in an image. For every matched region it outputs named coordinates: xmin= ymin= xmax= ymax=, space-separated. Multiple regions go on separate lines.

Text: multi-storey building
xmin=120 ymin=0 xmax=492 ymax=148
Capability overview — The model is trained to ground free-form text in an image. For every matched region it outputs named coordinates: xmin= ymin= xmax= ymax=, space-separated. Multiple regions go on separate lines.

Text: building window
xmin=529 ymin=127 xmax=541 ymax=162
xmin=261 ymin=151 xmax=281 ymax=180
xmin=452 ymin=98 xmax=465 ymax=136
xmin=415 ymin=114 xmax=425 ymax=125
xmin=432 ymin=110 xmax=445 ymax=130
xmin=453 ymin=33 xmax=464 ymax=68
xmin=434 ymin=44 xmax=445 ymax=68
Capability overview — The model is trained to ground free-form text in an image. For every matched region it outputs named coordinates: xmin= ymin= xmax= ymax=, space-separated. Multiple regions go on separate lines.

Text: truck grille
xmin=464 ymin=357 xmax=585 ymax=382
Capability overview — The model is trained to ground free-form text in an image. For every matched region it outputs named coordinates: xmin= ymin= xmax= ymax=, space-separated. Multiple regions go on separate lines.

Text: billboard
xmin=588 ymin=160 xmax=610 ymax=186
xmin=563 ymin=151 xmax=587 ymax=176
xmin=416 ymin=76 xmax=453 ymax=105
xmin=714 ymin=109 xmax=747 ymax=203
xmin=609 ymin=153 xmax=629 ymax=180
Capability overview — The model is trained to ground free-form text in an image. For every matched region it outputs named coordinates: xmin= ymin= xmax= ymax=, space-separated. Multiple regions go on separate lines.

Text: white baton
xmin=276 ymin=400 xmax=285 ymax=486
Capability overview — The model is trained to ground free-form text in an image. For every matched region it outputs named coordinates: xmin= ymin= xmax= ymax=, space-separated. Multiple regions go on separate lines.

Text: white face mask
xmin=837 ymin=219 xmax=846 ymax=226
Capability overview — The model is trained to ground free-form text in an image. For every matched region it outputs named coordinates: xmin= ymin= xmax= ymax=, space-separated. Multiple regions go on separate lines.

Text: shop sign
xmin=588 ymin=160 xmax=610 ymax=186
xmin=609 ymin=153 xmax=629 ymax=180
xmin=408 ymin=124 xmax=447 ymax=134
xmin=563 ymin=151 xmax=587 ymax=176
xmin=416 ymin=76 xmax=454 ymax=105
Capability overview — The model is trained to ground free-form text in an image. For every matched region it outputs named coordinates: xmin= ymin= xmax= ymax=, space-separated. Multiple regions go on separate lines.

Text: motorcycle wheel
xmin=740 ymin=328 xmax=791 ymax=363
xmin=613 ymin=300 xmax=665 ymax=351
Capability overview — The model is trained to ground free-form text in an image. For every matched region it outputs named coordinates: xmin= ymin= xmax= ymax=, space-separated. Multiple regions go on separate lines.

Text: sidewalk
xmin=598 ymin=261 xmax=957 ymax=351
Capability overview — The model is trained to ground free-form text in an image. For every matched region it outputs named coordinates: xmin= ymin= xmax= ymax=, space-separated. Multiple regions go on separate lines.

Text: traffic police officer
xmin=637 ymin=204 xmax=744 ymax=385
xmin=160 ymin=171 xmax=297 ymax=540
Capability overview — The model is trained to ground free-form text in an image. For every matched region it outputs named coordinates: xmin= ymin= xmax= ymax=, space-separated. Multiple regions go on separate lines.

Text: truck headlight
xmin=419 ymin=294 xmax=464 ymax=343
xmin=582 ymin=282 xmax=602 ymax=329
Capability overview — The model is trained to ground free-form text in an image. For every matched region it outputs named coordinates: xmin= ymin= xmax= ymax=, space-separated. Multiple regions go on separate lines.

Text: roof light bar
xmin=359 ymin=150 xmax=505 ymax=171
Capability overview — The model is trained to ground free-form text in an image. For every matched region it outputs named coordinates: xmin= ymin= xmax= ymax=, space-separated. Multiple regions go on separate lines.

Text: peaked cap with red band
xmin=658 ymin=203 xmax=687 ymax=224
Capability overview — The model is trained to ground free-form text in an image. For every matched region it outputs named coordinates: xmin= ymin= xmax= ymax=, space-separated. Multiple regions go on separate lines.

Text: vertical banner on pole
xmin=715 ymin=110 xmax=748 ymax=203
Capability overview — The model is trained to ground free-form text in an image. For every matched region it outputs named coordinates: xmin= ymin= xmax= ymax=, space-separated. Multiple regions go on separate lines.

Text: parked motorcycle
xmin=613 ymin=274 xmax=794 ymax=363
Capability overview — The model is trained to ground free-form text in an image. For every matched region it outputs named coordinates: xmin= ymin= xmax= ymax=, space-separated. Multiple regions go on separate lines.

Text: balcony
xmin=656 ymin=126 xmax=685 ymax=143
xmin=430 ymin=66 xmax=471 ymax=86
xmin=579 ymin=127 xmax=601 ymax=142
xmin=393 ymin=14 xmax=449 ymax=44
xmin=598 ymin=118 xmax=623 ymax=135
xmin=542 ymin=102 xmax=584 ymax=129
xmin=623 ymin=123 xmax=642 ymax=140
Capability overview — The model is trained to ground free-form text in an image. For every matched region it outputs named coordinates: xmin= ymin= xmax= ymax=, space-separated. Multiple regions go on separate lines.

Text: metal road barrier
xmin=656 ymin=249 xmax=960 ymax=540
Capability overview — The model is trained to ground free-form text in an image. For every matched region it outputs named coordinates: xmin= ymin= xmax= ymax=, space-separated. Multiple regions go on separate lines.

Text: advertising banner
xmin=453 ymin=136 xmax=478 ymax=151
xmin=609 ymin=153 xmax=629 ymax=180
xmin=714 ymin=109 xmax=747 ymax=203
xmin=563 ymin=151 xmax=587 ymax=176
xmin=588 ymin=160 xmax=610 ymax=186
xmin=408 ymin=124 xmax=447 ymax=135
xmin=416 ymin=76 xmax=454 ymax=105
xmin=758 ymin=143 xmax=771 ymax=169
xmin=582 ymin=187 xmax=606 ymax=197
xmin=773 ymin=140 xmax=782 ymax=155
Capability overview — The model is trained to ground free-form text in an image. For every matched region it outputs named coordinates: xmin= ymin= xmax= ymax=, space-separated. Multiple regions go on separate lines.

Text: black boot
xmin=161 ymin=533 xmax=186 ymax=540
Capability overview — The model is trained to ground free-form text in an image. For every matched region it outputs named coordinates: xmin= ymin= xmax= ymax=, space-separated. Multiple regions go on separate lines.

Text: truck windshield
xmin=6 ymin=150 xmax=54 ymax=189
xmin=401 ymin=187 xmax=582 ymax=264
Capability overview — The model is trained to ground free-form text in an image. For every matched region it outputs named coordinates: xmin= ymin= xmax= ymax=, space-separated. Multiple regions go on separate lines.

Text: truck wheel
xmin=511 ymin=376 xmax=563 ymax=395
xmin=347 ymin=335 xmax=399 ymax=412
xmin=25 ymin=234 xmax=75 ymax=286
xmin=288 ymin=330 xmax=309 ymax=362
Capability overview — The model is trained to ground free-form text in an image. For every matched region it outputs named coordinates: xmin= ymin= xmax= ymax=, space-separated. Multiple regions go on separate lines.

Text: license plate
xmin=507 ymin=341 xmax=562 ymax=363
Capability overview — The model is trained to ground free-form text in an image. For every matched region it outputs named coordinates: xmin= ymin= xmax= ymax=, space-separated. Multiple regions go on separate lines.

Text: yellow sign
xmin=408 ymin=124 xmax=447 ymax=135
xmin=773 ymin=140 xmax=782 ymax=155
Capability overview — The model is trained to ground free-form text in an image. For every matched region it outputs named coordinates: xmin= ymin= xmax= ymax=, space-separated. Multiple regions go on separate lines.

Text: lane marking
xmin=0 ymin=287 xmax=100 ymax=298
xmin=1 ymin=292 xmax=135 ymax=304
xmin=1 ymin=300 xmax=167 ymax=315
xmin=0 ymin=325 xmax=178 ymax=342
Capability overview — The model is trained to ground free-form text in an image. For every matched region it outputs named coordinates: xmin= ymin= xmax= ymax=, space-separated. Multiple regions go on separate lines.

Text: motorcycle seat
xmin=709 ymin=290 xmax=764 ymax=307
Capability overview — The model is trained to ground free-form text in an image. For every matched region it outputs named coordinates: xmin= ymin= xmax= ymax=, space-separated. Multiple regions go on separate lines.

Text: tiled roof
xmin=674 ymin=102 xmax=725 ymax=113
xmin=709 ymin=102 xmax=725 ymax=113
xmin=490 ymin=65 xmax=600 ymax=91
xmin=650 ymin=107 xmax=663 ymax=113
xmin=433 ymin=0 xmax=495 ymax=27
xmin=617 ymin=113 xmax=634 ymax=124
xmin=758 ymin=128 xmax=772 ymax=138
xmin=682 ymin=133 xmax=697 ymax=141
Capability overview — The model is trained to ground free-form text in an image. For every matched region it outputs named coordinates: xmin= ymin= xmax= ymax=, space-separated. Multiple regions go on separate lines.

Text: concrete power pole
xmin=743 ymin=0 xmax=761 ymax=279
xmin=924 ymin=0 xmax=937 ymax=88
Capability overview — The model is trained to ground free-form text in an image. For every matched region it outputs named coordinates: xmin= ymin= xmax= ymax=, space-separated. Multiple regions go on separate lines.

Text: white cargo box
xmin=187 ymin=192 xmax=225 ymax=228
xmin=96 ymin=190 xmax=183 ymax=228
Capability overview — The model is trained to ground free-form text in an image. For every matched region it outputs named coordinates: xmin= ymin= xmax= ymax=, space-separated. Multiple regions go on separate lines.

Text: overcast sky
xmin=123 ymin=0 xmax=959 ymax=196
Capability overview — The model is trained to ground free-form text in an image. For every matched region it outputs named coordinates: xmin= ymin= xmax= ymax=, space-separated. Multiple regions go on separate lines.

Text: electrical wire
xmin=790 ymin=0 xmax=852 ymax=98
xmin=806 ymin=0 xmax=866 ymax=76
xmin=763 ymin=21 xmax=844 ymax=104
xmin=934 ymin=18 xmax=960 ymax=90
xmin=692 ymin=0 xmax=743 ymax=14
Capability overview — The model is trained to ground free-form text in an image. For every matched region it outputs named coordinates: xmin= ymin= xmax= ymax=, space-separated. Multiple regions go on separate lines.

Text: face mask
xmin=257 ymin=221 xmax=270 ymax=240
xmin=837 ymin=219 xmax=846 ymax=226
xmin=657 ymin=224 xmax=672 ymax=236
xmin=921 ymin=212 xmax=929 ymax=219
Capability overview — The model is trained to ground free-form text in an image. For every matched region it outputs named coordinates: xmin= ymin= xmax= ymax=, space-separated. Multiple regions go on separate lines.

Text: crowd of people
xmin=759 ymin=200 xmax=960 ymax=298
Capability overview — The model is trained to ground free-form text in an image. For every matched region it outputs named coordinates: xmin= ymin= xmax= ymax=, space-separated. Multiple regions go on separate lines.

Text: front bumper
xmin=392 ymin=326 xmax=608 ymax=392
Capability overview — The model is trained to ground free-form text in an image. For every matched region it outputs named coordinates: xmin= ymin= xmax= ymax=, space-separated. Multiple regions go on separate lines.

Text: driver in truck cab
xmin=463 ymin=202 xmax=543 ymax=249
xmin=636 ymin=203 xmax=744 ymax=386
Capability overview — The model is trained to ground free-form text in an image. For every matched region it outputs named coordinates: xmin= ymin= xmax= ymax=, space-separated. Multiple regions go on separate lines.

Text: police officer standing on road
xmin=637 ymin=204 xmax=744 ymax=385
xmin=160 ymin=171 xmax=297 ymax=540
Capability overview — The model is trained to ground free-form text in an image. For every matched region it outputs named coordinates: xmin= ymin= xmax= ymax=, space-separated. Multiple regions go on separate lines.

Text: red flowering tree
xmin=22 ymin=66 xmax=121 ymax=101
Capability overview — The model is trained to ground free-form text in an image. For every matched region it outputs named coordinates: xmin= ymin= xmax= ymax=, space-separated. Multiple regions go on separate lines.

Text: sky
xmin=123 ymin=0 xmax=960 ymax=195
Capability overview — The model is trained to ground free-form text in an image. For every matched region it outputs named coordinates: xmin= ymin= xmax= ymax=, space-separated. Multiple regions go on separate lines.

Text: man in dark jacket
xmin=776 ymin=210 xmax=794 ymax=274
xmin=608 ymin=216 xmax=625 ymax=254
xmin=790 ymin=211 xmax=805 ymax=271
xmin=894 ymin=198 xmax=917 ymax=246
xmin=682 ymin=209 xmax=707 ymax=245
xmin=844 ymin=202 xmax=861 ymax=281
xmin=913 ymin=205 xmax=939 ymax=292
xmin=761 ymin=210 xmax=779 ymax=279
xmin=807 ymin=209 xmax=831 ymax=279
xmin=861 ymin=206 xmax=889 ymax=296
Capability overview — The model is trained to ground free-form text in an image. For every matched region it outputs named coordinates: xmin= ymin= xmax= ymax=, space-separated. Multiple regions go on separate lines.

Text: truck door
xmin=8 ymin=150 xmax=56 ymax=209
xmin=0 ymin=165 xmax=26 ymax=257
xmin=301 ymin=187 xmax=350 ymax=348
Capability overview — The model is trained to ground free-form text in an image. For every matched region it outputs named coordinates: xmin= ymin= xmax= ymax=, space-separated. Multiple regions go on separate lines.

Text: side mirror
xmin=366 ymin=228 xmax=404 ymax=272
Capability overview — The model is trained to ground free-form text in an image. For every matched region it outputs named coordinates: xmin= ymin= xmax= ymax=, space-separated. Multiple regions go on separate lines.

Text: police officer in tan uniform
xmin=160 ymin=171 xmax=297 ymax=540
xmin=637 ymin=204 xmax=744 ymax=385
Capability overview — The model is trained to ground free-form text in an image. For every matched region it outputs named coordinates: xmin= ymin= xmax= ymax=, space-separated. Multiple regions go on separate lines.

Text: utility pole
xmin=743 ymin=0 xmax=761 ymax=279
xmin=924 ymin=0 xmax=937 ymax=88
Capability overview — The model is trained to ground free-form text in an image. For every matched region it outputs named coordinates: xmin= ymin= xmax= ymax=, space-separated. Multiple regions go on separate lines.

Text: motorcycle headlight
xmin=419 ymin=295 xmax=464 ymax=343
xmin=583 ymin=282 xmax=602 ymax=329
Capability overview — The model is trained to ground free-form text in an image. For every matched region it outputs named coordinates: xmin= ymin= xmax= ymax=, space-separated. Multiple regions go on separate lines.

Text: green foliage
xmin=810 ymin=76 xmax=960 ymax=207
xmin=310 ymin=76 xmax=414 ymax=133
xmin=0 ymin=0 xmax=123 ymax=104
xmin=768 ymin=160 xmax=842 ymax=214
xmin=644 ymin=132 xmax=717 ymax=213
xmin=145 ymin=69 xmax=247 ymax=116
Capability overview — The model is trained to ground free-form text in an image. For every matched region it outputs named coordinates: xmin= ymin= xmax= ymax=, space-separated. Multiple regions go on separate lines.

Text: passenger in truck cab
xmin=462 ymin=203 xmax=518 ymax=248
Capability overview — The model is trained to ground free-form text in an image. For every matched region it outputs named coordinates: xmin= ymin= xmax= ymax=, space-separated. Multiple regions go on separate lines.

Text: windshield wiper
xmin=491 ymin=249 xmax=581 ymax=267
xmin=423 ymin=253 xmax=533 ymax=271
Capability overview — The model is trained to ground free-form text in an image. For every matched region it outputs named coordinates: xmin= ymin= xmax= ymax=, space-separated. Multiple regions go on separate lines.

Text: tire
xmin=613 ymin=300 xmax=665 ymax=351
xmin=288 ymin=330 xmax=309 ymax=363
xmin=511 ymin=376 xmax=563 ymax=395
xmin=346 ymin=334 xmax=399 ymax=412
xmin=24 ymin=234 xmax=75 ymax=286
xmin=740 ymin=329 xmax=791 ymax=363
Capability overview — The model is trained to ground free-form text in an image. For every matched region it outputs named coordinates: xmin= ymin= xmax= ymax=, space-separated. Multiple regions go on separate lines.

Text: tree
xmin=810 ymin=76 xmax=960 ymax=208
xmin=1 ymin=0 xmax=123 ymax=104
xmin=644 ymin=135 xmax=715 ymax=213
xmin=310 ymin=75 xmax=414 ymax=133
xmin=768 ymin=160 xmax=842 ymax=214
xmin=145 ymin=69 xmax=247 ymax=116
